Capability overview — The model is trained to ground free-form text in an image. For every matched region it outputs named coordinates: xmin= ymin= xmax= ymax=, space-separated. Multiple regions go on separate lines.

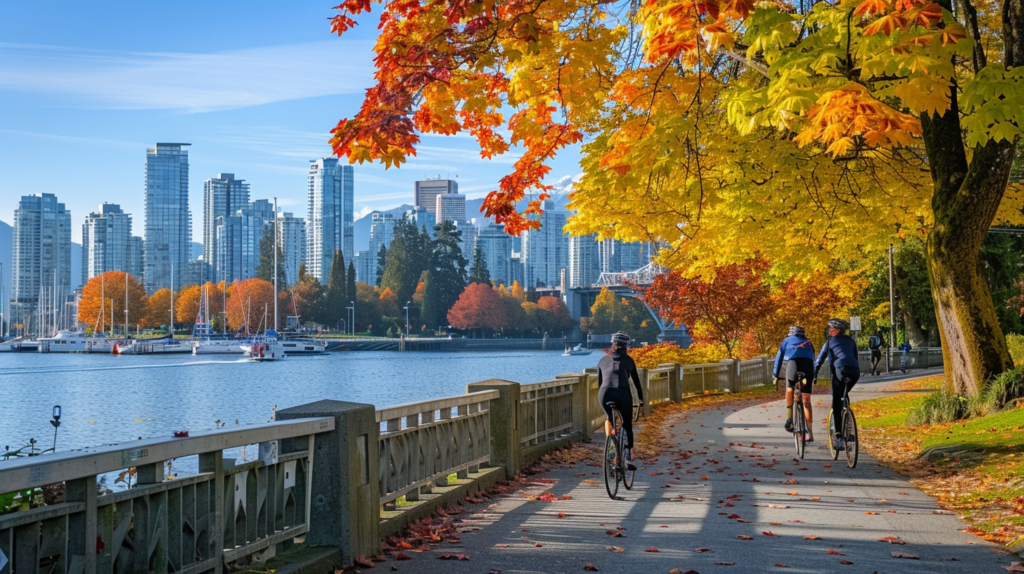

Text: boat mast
xmin=1 ymin=262 xmax=5 ymax=339
xmin=125 ymin=272 xmax=129 ymax=336
xmin=100 ymin=273 xmax=105 ymax=335
xmin=273 ymin=197 xmax=278 ymax=333
xmin=170 ymin=247 xmax=174 ymax=337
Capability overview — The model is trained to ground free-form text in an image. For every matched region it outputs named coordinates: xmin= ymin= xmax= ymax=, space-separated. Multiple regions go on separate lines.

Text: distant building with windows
xmin=353 ymin=250 xmax=375 ymax=285
xmin=520 ymin=199 xmax=568 ymax=288
xmin=144 ymin=143 xmax=192 ymax=294
xmin=436 ymin=193 xmax=466 ymax=224
xmin=81 ymin=203 xmax=140 ymax=285
xmin=215 ymin=200 xmax=274 ymax=283
xmin=405 ymin=206 xmax=435 ymax=235
xmin=203 ymin=173 xmax=250 ymax=279
xmin=600 ymin=239 xmax=654 ymax=274
xmin=568 ymin=234 xmax=602 ymax=288
xmin=414 ymin=179 xmax=458 ymax=218
xmin=307 ymin=158 xmax=354 ymax=283
xmin=277 ymin=212 xmax=306 ymax=286
xmin=474 ymin=223 xmax=513 ymax=286
xmin=10 ymin=193 xmax=72 ymax=330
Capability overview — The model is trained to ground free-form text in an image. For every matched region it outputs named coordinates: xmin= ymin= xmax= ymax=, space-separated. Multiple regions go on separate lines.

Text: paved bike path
xmin=379 ymin=370 xmax=1015 ymax=573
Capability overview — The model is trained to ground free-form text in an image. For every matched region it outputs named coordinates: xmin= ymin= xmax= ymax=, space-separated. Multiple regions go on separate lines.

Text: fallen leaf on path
xmin=645 ymin=547 xmax=660 ymax=552
xmin=557 ymin=513 xmax=567 ymax=518
xmin=606 ymin=530 xmax=626 ymax=537
xmin=606 ymin=546 xmax=624 ymax=552
xmin=584 ymin=564 xmax=599 ymax=571
xmin=789 ymin=520 xmax=804 ymax=523
xmin=715 ymin=561 xmax=735 ymax=566
xmin=878 ymin=536 xmax=905 ymax=544
xmin=762 ymin=531 xmax=777 ymax=537
xmin=804 ymin=536 xmax=822 ymax=540
xmin=695 ymin=547 xmax=712 ymax=552
xmin=826 ymin=550 xmax=845 ymax=555
xmin=839 ymin=560 xmax=853 ymax=565
xmin=436 ymin=553 xmax=470 ymax=561
xmin=737 ymin=535 xmax=753 ymax=540
xmin=891 ymin=551 xmax=919 ymax=559
xmin=494 ymin=544 xmax=509 ymax=548
xmin=1004 ymin=563 xmax=1024 ymax=572
xmin=768 ymin=504 xmax=789 ymax=509
xmin=535 ymin=543 xmax=543 ymax=547
xmin=899 ymin=491 xmax=909 ymax=495
xmin=864 ymin=511 xmax=879 ymax=515
xmin=727 ymin=514 xmax=741 ymax=519
xmin=394 ymin=553 xmax=411 ymax=560
xmin=775 ymin=564 xmax=788 ymax=568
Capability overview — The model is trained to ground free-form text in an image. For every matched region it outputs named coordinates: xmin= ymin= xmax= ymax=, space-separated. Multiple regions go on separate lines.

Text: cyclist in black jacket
xmin=598 ymin=332 xmax=644 ymax=470
xmin=814 ymin=319 xmax=861 ymax=451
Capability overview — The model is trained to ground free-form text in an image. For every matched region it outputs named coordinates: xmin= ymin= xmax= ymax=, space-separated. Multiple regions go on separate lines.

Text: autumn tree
xmin=144 ymin=288 xmax=174 ymax=331
xmin=175 ymin=285 xmax=203 ymax=326
xmin=496 ymin=283 xmax=527 ymax=336
xmin=378 ymin=287 xmax=401 ymax=320
xmin=225 ymin=278 xmax=284 ymax=334
xmin=78 ymin=271 xmax=148 ymax=333
xmin=329 ymin=0 xmax=1024 ymax=395
xmin=354 ymin=282 xmax=382 ymax=333
xmin=448 ymin=283 xmax=508 ymax=334
xmin=291 ymin=265 xmax=325 ymax=325
xmin=537 ymin=296 xmax=573 ymax=335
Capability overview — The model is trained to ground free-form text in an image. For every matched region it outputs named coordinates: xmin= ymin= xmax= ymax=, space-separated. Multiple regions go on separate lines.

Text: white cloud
xmin=0 ymin=41 xmax=375 ymax=112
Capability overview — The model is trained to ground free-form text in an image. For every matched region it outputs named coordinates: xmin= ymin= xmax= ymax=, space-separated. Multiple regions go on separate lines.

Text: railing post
xmin=662 ymin=363 xmax=682 ymax=403
xmin=466 ymin=380 xmax=522 ymax=478
xmin=720 ymin=359 xmax=739 ymax=392
xmin=66 ymin=475 xmax=97 ymax=574
xmin=277 ymin=401 xmax=380 ymax=564
xmin=556 ymin=373 xmax=588 ymax=441
xmin=198 ymin=451 xmax=225 ymax=574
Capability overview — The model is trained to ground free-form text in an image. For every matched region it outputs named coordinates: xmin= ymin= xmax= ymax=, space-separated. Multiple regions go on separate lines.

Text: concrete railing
xmin=681 ymin=361 xmax=732 ymax=394
xmin=519 ymin=380 xmax=576 ymax=450
xmin=376 ymin=391 xmax=497 ymax=506
xmin=0 ymin=417 xmax=334 ymax=574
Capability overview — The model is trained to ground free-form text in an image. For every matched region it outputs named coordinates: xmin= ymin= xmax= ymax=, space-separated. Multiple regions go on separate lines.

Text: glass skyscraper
xmin=10 ymin=193 xmax=72 ymax=333
xmin=203 ymin=173 xmax=250 ymax=279
xmin=475 ymin=223 xmax=513 ymax=286
xmin=81 ymin=203 xmax=139 ymax=285
xmin=277 ymin=212 xmax=306 ymax=286
xmin=144 ymin=143 xmax=192 ymax=294
xmin=215 ymin=199 xmax=274 ymax=283
xmin=568 ymin=233 xmax=602 ymax=288
xmin=306 ymin=158 xmax=354 ymax=283
xmin=521 ymin=199 xmax=568 ymax=288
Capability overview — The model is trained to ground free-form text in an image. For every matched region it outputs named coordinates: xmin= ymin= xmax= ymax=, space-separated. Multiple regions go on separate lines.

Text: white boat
xmin=240 ymin=330 xmax=325 ymax=356
xmin=0 ymin=337 xmax=37 ymax=352
xmin=38 ymin=330 xmax=126 ymax=353
xmin=114 ymin=337 xmax=192 ymax=355
xmin=562 ymin=344 xmax=593 ymax=356
xmin=249 ymin=339 xmax=286 ymax=362
xmin=192 ymin=339 xmax=248 ymax=355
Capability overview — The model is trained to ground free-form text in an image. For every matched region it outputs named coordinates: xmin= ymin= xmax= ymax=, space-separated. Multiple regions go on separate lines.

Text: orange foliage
xmin=629 ymin=342 xmax=727 ymax=368
xmin=175 ymin=282 xmax=226 ymax=325
xmin=225 ymin=278 xmax=287 ymax=334
xmin=145 ymin=288 xmax=174 ymax=329
xmin=448 ymin=283 xmax=508 ymax=331
xmin=78 ymin=271 xmax=149 ymax=331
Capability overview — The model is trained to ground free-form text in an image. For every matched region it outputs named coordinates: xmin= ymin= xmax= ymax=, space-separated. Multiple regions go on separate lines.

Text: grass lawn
xmin=857 ymin=376 xmax=1024 ymax=546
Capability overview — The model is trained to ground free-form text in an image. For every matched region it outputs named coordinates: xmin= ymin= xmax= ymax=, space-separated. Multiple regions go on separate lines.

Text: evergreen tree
xmin=381 ymin=218 xmax=430 ymax=304
xmin=469 ymin=246 xmax=490 ymax=285
xmin=322 ymin=250 xmax=348 ymax=328
xmin=375 ymin=243 xmax=388 ymax=286
xmin=255 ymin=229 xmax=288 ymax=288
xmin=422 ymin=221 xmax=468 ymax=329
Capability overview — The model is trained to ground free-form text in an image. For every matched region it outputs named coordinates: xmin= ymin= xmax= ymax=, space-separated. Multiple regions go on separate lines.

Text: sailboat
xmin=192 ymin=283 xmax=248 ymax=355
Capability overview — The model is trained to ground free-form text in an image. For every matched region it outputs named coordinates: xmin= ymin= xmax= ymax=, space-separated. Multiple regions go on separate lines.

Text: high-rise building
xmin=81 ymin=203 xmax=139 ymax=285
xmin=126 ymin=236 xmax=144 ymax=279
xmin=203 ymin=173 xmax=250 ymax=278
xmin=361 ymin=213 xmax=397 ymax=287
xmin=436 ymin=193 xmax=466 ymax=224
xmin=215 ymin=200 xmax=275 ymax=283
xmin=307 ymin=158 xmax=354 ymax=283
xmin=406 ymin=206 xmax=436 ymax=235
xmin=600 ymin=239 xmax=653 ymax=274
xmin=568 ymin=234 xmax=602 ymax=288
xmin=414 ymin=179 xmax=458 ymax=218
xmin=277 ymin=212 xmax=306 ymax=285
xmin=186 ymin=259 xmax=208 ymax=287
xmin=144 ymin=143 xmax=192 ymax=294
xmin=520 ymin=199 xmax=568 ymax=288
xmin=475 ymin=223 xmax=513 ymax=286
xmin=10 ymin=194 xmax=72 ymax=331
xmin=455 ymin=219 xmax=478 ymax=272
xmin=353 ymin=250 xmax=375 ymax=285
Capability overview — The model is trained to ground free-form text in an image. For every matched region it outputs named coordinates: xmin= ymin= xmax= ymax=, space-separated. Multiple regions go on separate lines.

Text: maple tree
xmin=175 ymin=282 xmax=225 ymax=326
xmin=144 ymin=288 xmax=175 ymax=330
xmin=448 ymin=282 xmax=508 ymax=332
xmin=329 ymin=0 xmax=1024 ymax=394
xmin=225 ymin=278 xmax=286 ymax=334
xmin=77 ymin=271 xmax=149 ymax=332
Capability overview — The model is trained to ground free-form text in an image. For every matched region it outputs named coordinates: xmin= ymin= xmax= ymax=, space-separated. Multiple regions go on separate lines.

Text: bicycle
xmin=827 ymin=381 xmax=859 ymax=468
xmin=603 ymin=401 xmax=636 ymax=499
xmin=791 ymin=373 xmax=809 ymax=459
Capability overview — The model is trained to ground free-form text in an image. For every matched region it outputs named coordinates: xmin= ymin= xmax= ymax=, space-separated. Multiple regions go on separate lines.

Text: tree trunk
xmin=902 ymin=310 xmax=927 ymax=348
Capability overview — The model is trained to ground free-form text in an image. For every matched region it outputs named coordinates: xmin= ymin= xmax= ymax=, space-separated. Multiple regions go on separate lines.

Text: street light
xmin=346 ymin=301 xmax=355 ymax=336
xmin=403 ymin=301 xmax=411 ymax=337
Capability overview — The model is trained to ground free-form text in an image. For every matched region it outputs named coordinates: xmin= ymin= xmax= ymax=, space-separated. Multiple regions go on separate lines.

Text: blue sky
xmin=0 ymin=1 xmax=583 ymax=243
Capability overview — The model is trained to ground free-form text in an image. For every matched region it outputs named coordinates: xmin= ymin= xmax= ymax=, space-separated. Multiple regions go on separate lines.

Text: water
xmin=0 ymin=350 xmax=598 ymax=454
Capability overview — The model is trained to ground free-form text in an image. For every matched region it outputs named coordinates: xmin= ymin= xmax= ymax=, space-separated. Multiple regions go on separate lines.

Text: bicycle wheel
xmin=622 ymin=435 xmax=636 ymax=490
xmin=793 ymin=400 xmax=805 ymax=459
xmin=604 ymin=434 xmax=620 ymax=499
xmin=844 ymin=408 xmax=859 ymax=468
xmin=827 ymin=409 xmax=839 ymax=460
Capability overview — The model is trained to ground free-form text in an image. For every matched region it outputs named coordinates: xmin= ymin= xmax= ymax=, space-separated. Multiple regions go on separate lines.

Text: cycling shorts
xmin=785 ymin=358 xmax=815 ymax=394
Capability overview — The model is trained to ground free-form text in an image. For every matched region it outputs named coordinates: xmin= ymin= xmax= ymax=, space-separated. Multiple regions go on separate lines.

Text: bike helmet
xmin=788 ymin=326 xmax=806 ymax=337
xmin=827 ymin=318 xmax=850 ymax=333
xmin=611 ymin=332 xmax=631 ymax=344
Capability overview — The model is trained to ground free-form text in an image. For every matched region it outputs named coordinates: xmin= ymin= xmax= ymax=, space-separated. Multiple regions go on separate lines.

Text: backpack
xmin=868 ymin=336 xmax=881 ymax=349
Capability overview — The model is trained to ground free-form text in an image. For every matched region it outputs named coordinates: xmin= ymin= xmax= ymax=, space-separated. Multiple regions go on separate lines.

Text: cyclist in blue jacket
xmin=773 ymin=326 xmax=816 ymax=442
xmin=814 ymin=318 xmax=861 ymax=450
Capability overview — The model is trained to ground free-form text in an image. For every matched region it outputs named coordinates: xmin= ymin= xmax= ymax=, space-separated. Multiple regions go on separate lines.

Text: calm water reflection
xmin=0 ymin=350 xmax=598 ymax=454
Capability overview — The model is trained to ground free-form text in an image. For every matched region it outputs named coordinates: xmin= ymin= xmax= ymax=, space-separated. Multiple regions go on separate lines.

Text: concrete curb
xmin=379 ymin=466 xmax=506 ymax=540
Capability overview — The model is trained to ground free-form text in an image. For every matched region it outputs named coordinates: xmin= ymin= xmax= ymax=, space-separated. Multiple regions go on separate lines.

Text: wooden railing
xmin=520 ymin=380 xmax=576 ymax=449
xmin=0 ymin=418 xmax=333 ymax=574
xmin=375 ymin=391 xmax=497 ymax=505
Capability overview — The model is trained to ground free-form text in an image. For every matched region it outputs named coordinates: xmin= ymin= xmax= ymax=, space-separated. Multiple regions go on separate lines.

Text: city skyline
xmin=0 ymin=4 xmax=585 ymax=245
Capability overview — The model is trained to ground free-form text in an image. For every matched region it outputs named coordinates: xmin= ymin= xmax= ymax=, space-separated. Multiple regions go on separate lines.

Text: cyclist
xmin=598 ymin=331 xmax=644 ymax=470
xmin=868 ymin=330 xmax=886 ymax=376
xmin=773 ymin=326 xmax=816 ymax=442
xmin=899 ymin=340 xmax=913 ymax=372
xmin=814 ymin=318 xmax=861 ymax=451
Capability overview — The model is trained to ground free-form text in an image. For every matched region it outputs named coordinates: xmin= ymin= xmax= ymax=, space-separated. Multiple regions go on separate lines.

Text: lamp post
xmin=404 ymin=301 xmax=411 ymax=337
xmin=347 ymin=301 xmax=355 ymax=336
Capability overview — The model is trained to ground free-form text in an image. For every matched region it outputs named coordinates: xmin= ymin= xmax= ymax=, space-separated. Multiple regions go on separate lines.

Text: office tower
xmin=475 ymin=223 xmax=513 ymax=286
xmin=10 ymin=193 xmax=72 ymax=330
xmin=307 ymin=158 xmax=354 ymax=283
xmin=436 ymin=193 xmax=466 ymax=224
xmin=353 ymin=250 xmax=374 ymax=285
xmin=405 ymin=206 xmax=436 ymax=235
xmin=186 ymin=259 xmax=208 ymax=287
xmin=126 ymin=236 xmax=144 ymax=279
xmin=144 ymin=143 xmax=192 ymax=294
xmin=600 ymin=239 xmax=653 ymax=274
xmin=277 ymin=212 xmax=306 ymax=286
xmin=215 ymin=200 xmax=274 ymax=283
xmin=414 ymin=179 xmax=458 ymax=218
xmin=520 ymin=199 xmax=568 ymax=288
xmin=203 ymin=173 xmax=250 ymax=277
xmin=81 ymin=203 xmax=138 ymax=285
xmin=455 ymin=219 xmax=478 ymax=271
xmin=568 ymin=233 xmax=602 ymax=288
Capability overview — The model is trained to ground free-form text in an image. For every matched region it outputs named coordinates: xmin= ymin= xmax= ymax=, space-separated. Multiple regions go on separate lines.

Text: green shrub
xmin=980 ymin=364 xmax=1024 ymax=412
xmin=1008 ymin=334 xmax=1024 ymax=366
xmin=908 ymin=390 xmax=972 ymax=425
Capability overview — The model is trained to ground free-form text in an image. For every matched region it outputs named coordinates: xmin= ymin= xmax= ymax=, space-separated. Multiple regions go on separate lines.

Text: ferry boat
xmin=562 ymin=344 xmax=593 ymax=356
